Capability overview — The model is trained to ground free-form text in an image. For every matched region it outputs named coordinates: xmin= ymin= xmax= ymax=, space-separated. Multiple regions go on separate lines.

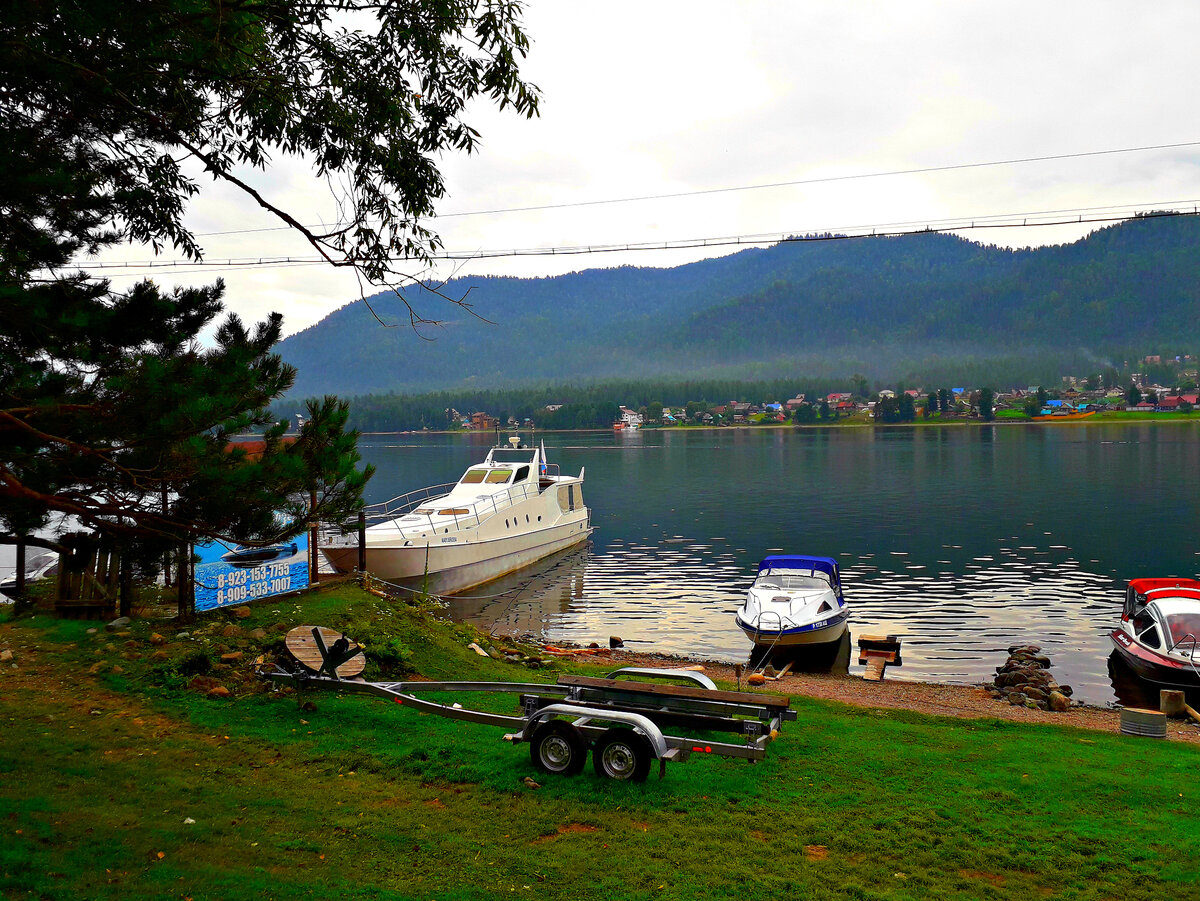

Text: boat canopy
xmin=758 ymin=555 xmax=839 ymax=578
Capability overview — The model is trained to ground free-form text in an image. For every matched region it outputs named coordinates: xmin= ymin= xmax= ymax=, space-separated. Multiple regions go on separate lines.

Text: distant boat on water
xmin=1031 ymin=400 xmax=1097 ymax=421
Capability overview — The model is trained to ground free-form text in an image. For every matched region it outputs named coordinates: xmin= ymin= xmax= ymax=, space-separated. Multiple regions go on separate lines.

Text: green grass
xmin=2 ymin=586 xmax=1199 ymax=900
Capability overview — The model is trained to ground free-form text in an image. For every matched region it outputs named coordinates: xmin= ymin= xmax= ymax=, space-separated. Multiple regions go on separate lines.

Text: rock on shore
xmin=985 ymin=644 xmax=1074 ymax=712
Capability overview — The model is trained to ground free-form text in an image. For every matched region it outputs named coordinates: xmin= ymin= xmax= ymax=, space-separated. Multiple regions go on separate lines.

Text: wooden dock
xmin=857 ymin=634 xmax=903 ymax=682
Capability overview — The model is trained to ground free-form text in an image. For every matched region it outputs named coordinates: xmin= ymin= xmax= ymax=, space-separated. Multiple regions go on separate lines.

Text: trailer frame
xmin=264 ymin=630 xmax=795 ymax=782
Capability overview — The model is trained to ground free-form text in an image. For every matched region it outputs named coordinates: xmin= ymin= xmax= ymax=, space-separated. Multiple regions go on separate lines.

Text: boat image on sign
xmin=320 ymin=437 xmax=593 ymax=596
xmin=735 ymin=555 xmax=849 ymax=648
xmin=220 ymin=542 xmax=300 ymax=568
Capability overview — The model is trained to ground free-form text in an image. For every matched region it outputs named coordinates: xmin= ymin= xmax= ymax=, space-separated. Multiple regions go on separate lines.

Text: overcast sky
xmin=95 ymin=0 xmax=1200 ymax=337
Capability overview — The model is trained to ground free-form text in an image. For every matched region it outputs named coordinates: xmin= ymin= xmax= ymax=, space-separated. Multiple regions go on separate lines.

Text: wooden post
xmin=1160 ymin=689 xmax=1187 ymax=718
xmin=176 ymin=545 xmax=190 ymax=621
xmin=14 ymin=538 xmax=25 ymax=598
xmin=56 ymin=546 xmax=70 ymax=602
xmin=309 ymin=489 xmax=319 ymax=584
xmin=358 ymin=510 xmax=367 ymax=573
xmin=119 ymin=555 xmax=132 ymax=619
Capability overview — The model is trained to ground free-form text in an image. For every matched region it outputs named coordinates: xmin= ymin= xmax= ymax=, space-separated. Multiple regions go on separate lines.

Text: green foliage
xmin=1126 ymin=383 xmax=1142 ymax=406
xmin=978 ymin=387 xmax=995 ymax=421
xmin=792 ymin=403 xmax=817 ymax=423
xmin=2 ymin=0 xmax=544 ymax=555
xmin=4 ymin=588 xmax=1200 ymax=900
xmin=875 ymin=395 xmax=901 ymax=423
xmin=0 ymin=284 xmax=373 ymax=555
xmin=0 ymin=0 xmax=538 ymax=291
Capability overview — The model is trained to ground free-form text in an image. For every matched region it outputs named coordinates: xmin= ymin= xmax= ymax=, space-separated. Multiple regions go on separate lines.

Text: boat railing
xmin=1172 ymin=633 xmax=1200 ymax=676
xmin=321 ymin=480 xmax=545 ymax=546
xmin=370 ymin=482 xmax=460 ymax=520
xmin=751 ymin=610 xmax=786 ymax=667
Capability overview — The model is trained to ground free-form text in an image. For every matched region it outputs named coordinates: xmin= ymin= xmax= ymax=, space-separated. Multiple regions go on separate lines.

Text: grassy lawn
xmin=2 ymin=585 xmax=1198 ymax=900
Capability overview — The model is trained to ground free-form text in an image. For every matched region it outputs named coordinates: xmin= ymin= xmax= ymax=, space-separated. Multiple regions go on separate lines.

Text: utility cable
xmin=77 ymin=205 xmax=1200 ymax=277
xmin=190 ymin=139 xmax=1200 ymax=238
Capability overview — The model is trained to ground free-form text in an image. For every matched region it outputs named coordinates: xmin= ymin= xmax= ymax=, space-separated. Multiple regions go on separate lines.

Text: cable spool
xmin=285 ymin=626 xmax=365 ymax=679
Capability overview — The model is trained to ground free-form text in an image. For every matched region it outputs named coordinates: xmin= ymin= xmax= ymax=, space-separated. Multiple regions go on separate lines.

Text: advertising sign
xmin=194 ymin=532 xmax=309 ymax=612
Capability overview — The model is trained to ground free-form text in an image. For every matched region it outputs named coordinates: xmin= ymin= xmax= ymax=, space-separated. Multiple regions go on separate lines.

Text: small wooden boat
xmin=1031 ymin=408 xmax=1097 ymax=421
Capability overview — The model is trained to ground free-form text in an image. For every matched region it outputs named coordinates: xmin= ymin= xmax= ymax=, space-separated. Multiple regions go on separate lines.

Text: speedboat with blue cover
xmin=734 ymin=555 xmax=849 ymax=648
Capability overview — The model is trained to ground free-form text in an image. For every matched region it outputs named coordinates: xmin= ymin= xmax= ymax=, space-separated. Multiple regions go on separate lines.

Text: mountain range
xmin=276 ymin=214 xmax=1200 ymax=399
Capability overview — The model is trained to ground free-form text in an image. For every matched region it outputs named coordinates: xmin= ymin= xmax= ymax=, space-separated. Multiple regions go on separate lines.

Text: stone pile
xmin=985 ymin=644 xmax=1074 ymax=712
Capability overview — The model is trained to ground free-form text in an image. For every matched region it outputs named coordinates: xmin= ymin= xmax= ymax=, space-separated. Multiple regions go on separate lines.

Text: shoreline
xmin=546 ymin=644 xmax=1200 ymax=744
xmin=357 ymin=413 xmax=1200 ymax=437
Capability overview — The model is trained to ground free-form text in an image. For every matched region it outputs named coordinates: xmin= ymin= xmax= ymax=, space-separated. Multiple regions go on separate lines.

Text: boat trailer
xmin=264 ymin=627 xmax=796 ymax=782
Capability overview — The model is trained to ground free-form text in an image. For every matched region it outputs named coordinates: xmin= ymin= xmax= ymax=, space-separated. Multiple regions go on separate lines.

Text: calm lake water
xmin=3 ymin=424 xmax=1195 ymax=705
xmin=355 ymin=424 xmax=1200 ymax=706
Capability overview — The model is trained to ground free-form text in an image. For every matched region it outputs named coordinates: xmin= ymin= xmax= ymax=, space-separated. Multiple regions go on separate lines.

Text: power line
xmin=191 ymin=139 xmax=1200 ymax=239
xmin=82 ymin=204 xmax=1200 ymax=277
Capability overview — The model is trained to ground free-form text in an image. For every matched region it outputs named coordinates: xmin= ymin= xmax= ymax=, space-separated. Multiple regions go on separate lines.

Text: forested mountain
xmin=277 ymin=215 xmax=1200 ymax=398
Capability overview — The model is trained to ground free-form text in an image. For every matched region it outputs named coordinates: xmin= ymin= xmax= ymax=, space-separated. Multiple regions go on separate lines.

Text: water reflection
xmin=1106 ymin=651 xmax=1200 ymax=710
xmin=359 ymin=425 xmax=1200 ymax=706
xmin=749 ymin=631 xmax=852 ymax=676
xmin=437 ymin=544 xmax=591 ymax=636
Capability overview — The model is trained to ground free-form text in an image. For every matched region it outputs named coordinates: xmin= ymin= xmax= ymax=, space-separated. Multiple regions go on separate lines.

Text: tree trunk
xmin=119 ymin=554 xmax=132 ymax=618
xmin=309 ymin=489 xmax=319 ymax=584
xmin=14 ymin=539 xmax=25 ymax=599
xmin=176 ymin=544 xmax=192 ymax=622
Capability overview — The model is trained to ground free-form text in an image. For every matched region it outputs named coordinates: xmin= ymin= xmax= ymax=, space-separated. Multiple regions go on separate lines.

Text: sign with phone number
xmin=193 ymin=535 xmax=310 ymax=613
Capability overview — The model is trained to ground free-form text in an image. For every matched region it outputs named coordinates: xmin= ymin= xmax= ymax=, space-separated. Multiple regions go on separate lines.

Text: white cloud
xmin=90 ymin=0 xmax=1200 ymax=336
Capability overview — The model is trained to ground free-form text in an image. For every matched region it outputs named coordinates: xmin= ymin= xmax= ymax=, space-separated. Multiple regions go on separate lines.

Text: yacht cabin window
xmin=484 ymin=469 xmax=513 ymax=484
xmin=460 ymin=469 xmax=488 ymax=484
xmin=558 ymin=485 xmax=582 ymax=512
xmin=515 ymin=465 xmax=530 ymax=482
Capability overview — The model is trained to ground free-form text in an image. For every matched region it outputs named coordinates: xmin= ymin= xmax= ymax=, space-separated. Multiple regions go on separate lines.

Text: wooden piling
xmin=1160 ymin=689 xmax=1187 ymax=719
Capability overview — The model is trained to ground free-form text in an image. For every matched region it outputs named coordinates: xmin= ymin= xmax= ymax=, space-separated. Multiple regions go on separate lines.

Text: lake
xmin=354 ymin=424 xmax=1200 ymax=706
xmin=4 ymin=422 xmax=1195 ymax=705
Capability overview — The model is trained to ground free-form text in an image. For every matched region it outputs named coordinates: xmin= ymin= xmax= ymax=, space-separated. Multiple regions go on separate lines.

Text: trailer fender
xmin=527 ymin=704 xmax=669 ymax=759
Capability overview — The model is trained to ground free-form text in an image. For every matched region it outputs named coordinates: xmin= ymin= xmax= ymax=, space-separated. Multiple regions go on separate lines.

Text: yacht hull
xmin=324 ymin=520 xmax=594 ymax=596
xmin=734 ymin=610 xmax=849 ymax=647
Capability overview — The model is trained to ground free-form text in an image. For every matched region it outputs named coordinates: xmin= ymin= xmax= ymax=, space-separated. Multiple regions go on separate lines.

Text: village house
xmin=618 ymin=406 xmax=643 ymax=428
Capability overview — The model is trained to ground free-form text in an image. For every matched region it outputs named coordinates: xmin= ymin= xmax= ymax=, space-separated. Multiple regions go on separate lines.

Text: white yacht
xmin=321 ymin=438 xmax=592 ymax=595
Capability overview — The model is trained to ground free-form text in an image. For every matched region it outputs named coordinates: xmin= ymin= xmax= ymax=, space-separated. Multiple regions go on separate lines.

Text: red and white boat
xmin=1110 ymin=578 xmax=1200 ymax=687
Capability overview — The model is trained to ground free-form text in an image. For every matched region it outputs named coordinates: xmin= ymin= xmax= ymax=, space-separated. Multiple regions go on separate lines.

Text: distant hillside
xmin=276 ymin=215 xmax=1200 ymax=398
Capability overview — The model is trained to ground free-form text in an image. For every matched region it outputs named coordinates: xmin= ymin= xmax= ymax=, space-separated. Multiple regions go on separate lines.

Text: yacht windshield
xmin=1156 ymin=600 xmax=1200 ymax=651
xmin=484 ymin=469 xmax=513 ymax=484
xmin=756 ymin=571 xmax=831 ymax=591
xmin=460 ymin=469 xmax=488 ymax=484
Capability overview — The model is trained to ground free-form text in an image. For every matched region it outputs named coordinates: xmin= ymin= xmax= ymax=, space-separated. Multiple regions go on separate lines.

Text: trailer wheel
xmin=592 ymin=728 xmax=652 ymax=782
xmin=529 ymin=720 xmax=586 ymax=776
